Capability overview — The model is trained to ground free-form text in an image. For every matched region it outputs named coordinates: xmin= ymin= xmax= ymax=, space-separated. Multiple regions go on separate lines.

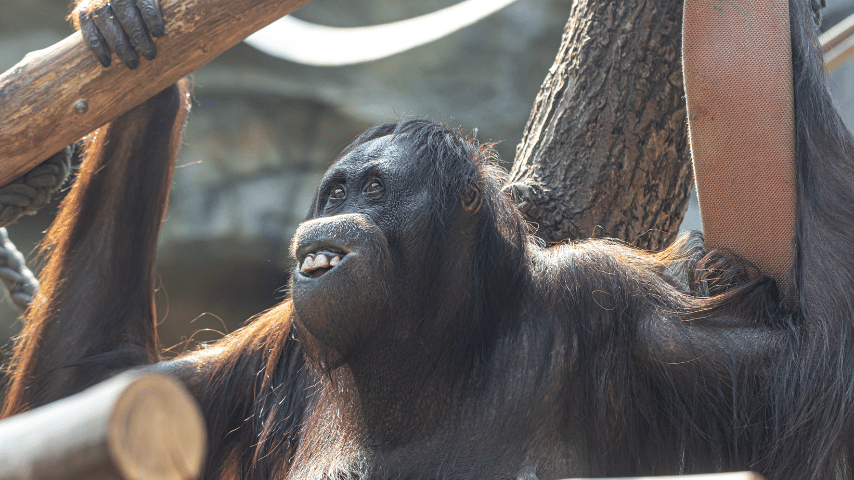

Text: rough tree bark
xmin=508 ymin=0 xmax=691 ymax=251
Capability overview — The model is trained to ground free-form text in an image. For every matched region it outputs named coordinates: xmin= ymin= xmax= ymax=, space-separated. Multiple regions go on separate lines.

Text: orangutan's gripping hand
xmin=72 ymin=0 xmax=165 ymax=69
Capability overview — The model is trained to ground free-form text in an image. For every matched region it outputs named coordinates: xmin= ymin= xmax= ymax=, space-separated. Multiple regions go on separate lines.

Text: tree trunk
xmin=508 ymin=0 xmax=691 ymax=251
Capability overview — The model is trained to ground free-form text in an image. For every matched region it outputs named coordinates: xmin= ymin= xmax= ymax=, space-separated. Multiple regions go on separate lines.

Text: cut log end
xmin=109 ymin=374 xmax=207 ymax=480
xmin=0 ymin=372 xmax=207 ymax=480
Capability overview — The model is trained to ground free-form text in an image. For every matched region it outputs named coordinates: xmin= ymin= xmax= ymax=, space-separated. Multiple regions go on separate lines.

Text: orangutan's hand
xmin=73 ymin=0 xmax=164 ymax=69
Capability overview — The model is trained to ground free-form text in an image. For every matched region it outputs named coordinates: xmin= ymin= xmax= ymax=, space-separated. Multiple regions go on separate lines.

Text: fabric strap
xmin=683 ymin=0 xmax=796 ymax=301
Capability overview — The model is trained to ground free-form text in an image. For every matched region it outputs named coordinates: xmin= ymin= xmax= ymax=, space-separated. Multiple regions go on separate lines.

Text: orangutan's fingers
xmin=92 ymin=3 xmax=140 ymax=69
xmin=111 ymin=0 xmax=157 ymax=61
xmin=135 ymin=0 xmax=164 ymax=38
xmin=79 ymin=10 xmax=112 ymax=67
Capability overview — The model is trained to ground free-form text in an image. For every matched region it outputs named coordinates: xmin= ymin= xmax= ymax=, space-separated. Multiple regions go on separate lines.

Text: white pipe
xmin=244 ymin=0 xmax=521 ymax=66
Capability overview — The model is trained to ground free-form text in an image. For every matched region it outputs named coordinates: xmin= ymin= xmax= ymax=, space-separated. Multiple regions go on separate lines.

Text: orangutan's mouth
xmin=298 ymin=248 xmax=348 ymax=278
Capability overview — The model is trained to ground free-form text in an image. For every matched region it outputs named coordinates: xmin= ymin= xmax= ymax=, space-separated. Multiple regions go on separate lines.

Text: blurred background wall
xmin=0 ymin=0 xmax=852 ymax=352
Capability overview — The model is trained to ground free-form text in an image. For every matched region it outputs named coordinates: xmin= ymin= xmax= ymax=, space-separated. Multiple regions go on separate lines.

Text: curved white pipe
xmin=244 ymin=0 xmax=521 ymax=66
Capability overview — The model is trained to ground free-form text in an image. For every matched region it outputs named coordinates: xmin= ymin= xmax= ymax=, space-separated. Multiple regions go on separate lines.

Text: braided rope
xmin=0 ymin=228 xmax=39 ymax=312
xmin=0 ymin=147 xmax=73 ymax=312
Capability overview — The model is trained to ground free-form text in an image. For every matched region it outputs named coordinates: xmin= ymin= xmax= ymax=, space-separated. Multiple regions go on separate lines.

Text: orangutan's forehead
xmin=336 ymin=136 xmax=408 ymax=169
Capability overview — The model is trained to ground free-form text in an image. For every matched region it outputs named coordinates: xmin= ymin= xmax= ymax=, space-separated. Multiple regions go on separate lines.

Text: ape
xmin=3 ymin=0 xmax=854 ymax=479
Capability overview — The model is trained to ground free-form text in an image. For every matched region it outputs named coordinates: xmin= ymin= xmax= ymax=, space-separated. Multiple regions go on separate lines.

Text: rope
xmin=0 ymin=147 xmax=73 ymax=312
xmin=0 ymin=229 xmax=39 ymax=312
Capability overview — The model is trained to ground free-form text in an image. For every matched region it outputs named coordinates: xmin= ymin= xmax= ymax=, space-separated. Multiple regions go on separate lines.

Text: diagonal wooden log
xmin=0 ymin=0 xmax=313 ymax=186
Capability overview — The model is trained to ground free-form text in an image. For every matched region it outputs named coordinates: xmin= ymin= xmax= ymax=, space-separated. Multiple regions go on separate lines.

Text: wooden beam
xmin=0 ymin=0 xmax=313 ymax=186
xmin=0 ymin=373 xmax=206 ymax=480
xmin=821 ymin=11 xmax=854 ymax=72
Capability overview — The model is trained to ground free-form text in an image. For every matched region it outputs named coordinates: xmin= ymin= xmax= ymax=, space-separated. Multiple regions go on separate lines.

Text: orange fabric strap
xmin=683 ymin=0 xmax=796 ymax=300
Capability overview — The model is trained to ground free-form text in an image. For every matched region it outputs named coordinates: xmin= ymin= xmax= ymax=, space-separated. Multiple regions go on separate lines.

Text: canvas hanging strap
xmin=683 ymin=0 xmax=797 ymax=303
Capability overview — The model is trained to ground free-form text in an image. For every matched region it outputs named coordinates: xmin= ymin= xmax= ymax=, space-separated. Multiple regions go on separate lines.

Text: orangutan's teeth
xmin=301 ymin=256 xmax=315 ymax=272
xmin=299 ymin=250 xmax=345 ymax=275
xmin=315 ymin=254 xmax=329 ymax=268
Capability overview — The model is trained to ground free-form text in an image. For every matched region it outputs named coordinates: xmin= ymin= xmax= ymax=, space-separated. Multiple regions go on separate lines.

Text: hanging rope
xmin=0 ymin=147 xmax=72 ymax=312
xmin=0 ymin=229 xmax=39 ymax=312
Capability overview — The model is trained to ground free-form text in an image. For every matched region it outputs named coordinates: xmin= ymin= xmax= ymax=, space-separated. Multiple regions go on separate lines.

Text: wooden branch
xmin=0 ymin=0 xmax=313 ymax=186
xmin=0 ymin=373 xmax=206 ymax=480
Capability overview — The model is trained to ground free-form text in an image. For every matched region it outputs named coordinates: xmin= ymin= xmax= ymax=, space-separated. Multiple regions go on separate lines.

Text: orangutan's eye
xmin=328 ymin=185 xmax=346 ymax=205
xmin=364 ymin=179 xmax=384 ymax=198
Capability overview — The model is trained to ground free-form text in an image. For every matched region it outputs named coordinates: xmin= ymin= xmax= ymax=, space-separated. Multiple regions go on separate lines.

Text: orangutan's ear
xmin=462 ymin=181 xmax=482 ymax=215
